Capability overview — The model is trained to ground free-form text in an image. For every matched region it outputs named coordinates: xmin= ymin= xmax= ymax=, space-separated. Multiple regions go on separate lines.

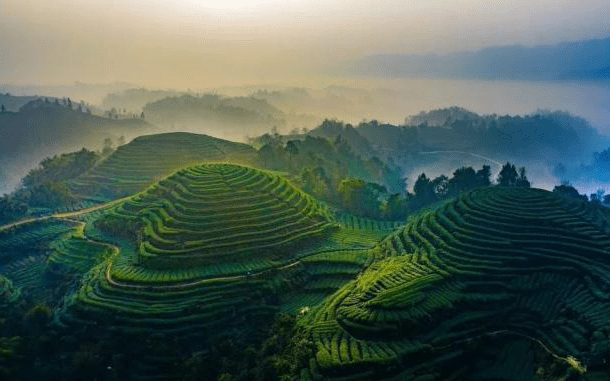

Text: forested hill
xmin=142 ymin=94 xmax=287 ymax=133
xmin=307 ymin=108 xmax=607 ymax=162
xmin=0 ymin=99 xmax=155 ymax=194
xmin=0 ymin=94 xmax=41 ymax=112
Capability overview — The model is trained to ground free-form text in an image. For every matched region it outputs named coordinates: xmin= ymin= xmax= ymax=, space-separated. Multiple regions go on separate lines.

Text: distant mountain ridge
xmin=345 ymin=36 xmax=610 ymax=81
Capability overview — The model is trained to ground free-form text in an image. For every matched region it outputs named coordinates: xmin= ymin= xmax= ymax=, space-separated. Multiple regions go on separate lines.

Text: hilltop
xmin=93 ymin=162 xmax=337 ymax=269
xmin=68 ymin=132 xmax=256 ymax=200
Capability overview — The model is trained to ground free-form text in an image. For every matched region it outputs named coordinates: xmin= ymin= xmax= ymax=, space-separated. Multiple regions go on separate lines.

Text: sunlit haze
xmin=2 ymin=0 xmax=609 ymax=87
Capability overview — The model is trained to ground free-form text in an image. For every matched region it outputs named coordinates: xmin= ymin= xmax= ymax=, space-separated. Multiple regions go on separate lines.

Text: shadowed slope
xmin=304 ymin=187 xmax=610 ymax=380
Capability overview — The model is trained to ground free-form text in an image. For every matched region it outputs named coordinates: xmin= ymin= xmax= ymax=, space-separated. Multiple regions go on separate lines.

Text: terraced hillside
xmin=68 ymin=132 xmax=256 ymax=200
xmin=0 ymin=220 xmax=79 ymax=302
xmin=96 ymin=163 xmax=337 ymax=269
xmin=54 ymin=163 xmax=372 ymax=379
xmin=59 ymin=163 xmax=339 ymax=328
xmin=303 ymin=187 xmax=610 ymax=380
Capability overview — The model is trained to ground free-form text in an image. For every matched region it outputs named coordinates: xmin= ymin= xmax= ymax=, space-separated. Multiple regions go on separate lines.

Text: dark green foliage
xmin=382 ymin=193 xmax=410 ymax=221
xmin=337 ymin=178 xmax=386 ymax=219
xmin=302 ymin=187 xmax=610 ymax=380
xmin=0 ymin=276 xmax=20 ymax=308
xmin=0 ymin=336 xmax=23 ymax=378
xmin=553 ymin=183 xmax=589 ymax=201
xmin=448 ymin=167 xmax=478 ymax=195
xmin=516 ymin=166 xmax=531 ymax=188
xmin=23 ymin=305 xmax=52 ymax=327
xmin=497 ymin=162 xmax=518 ymax=186
xmin=1 ymin=142 xmax=105 ymax=219
xmin=497 ymin=162 xmax=530 ymax=188
xmin=0 ymin=196 xmax=27 ymax=225
xmin=413 ymin=173 xmax=436 ymax=206
xmin=300 ymin=167 xmax=333 ymax=200
xmin=476 ymin=164 xmax=492 ymax=187
xmin=309 ymin=119 xmax=376 ymax=157
xmin=25 ymin=181 xmax=73 ymax=208
xmin=257 ymin=134 xmax=404 ymax=196
xmin=183 ymin=313 xmax=314 ymax=381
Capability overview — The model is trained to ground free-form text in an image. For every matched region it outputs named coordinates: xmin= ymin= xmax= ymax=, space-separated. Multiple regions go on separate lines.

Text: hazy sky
xmin=1 ymin=0 xmax=609 ymax=88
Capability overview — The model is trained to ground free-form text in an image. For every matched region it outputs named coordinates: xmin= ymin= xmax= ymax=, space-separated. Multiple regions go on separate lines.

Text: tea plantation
xmin=302 ymin=187 xmax=610 ymax=380
xmin=4 ymin=160 xmax=610 ymax=380
xmin=68 ymin=132 xmax=256 ymax=200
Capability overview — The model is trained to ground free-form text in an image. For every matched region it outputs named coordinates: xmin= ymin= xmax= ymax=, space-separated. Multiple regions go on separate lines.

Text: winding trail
xmin=104 ymin=258 xmax=303 ymax=290
xmin=0 ymin=195 xmax=372 ymax=291
xmin=56 ymin=217 xmax=306 ymax=290
xmin=0 ymin=196 xmax=132 ymax=233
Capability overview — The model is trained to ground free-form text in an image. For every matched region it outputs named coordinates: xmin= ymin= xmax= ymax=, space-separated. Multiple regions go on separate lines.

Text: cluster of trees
xmin=183 ymin=313 xmax=313 ymax=381
xmin=21 ymin=148 xmax=99 ymax=189
xmin=553 ymin=183 xmax=610 ymax=205
xmin=15 ymin=97 xmax=92 ymax=114
xmin=309 ymin=108 xmax=605 ymax=164
xmin=0 ymin=148 xmax=106 ymax=223
xmin=332 ymin=162 xmax=531 ymax=220
xmin=257 ymin=133 xmax=405 ymax=195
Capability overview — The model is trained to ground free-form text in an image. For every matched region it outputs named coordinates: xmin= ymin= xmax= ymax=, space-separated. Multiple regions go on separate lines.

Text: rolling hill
xmin=302 ymin=187 xmax=610 ymax=380
xmin=68 ymin=132 xmax=257 ymax=200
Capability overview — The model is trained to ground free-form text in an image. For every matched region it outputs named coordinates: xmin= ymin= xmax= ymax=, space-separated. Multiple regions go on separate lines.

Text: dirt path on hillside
xmin=0 ymin=196 xmax=132 ymax=232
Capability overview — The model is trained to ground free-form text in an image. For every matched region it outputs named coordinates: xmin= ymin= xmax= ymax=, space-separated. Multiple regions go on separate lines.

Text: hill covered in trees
xmin=310 ymin=108 xmax=605 ymax=162
xmin=142 ymin=94 xmax=288 ymax=139
xmin=0 ymin=98 xmax=155 ymax=195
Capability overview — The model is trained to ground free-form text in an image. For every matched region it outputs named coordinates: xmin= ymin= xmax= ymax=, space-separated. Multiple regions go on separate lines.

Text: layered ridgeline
xmin=303 ymin=187 xmax=610 ymax=380
xmin=95 ymin=162 xmax=337 ymax=270
xmin=68 ymin=132 xmax=256 ymax=200
xmin=55 ymin=163 xmax=399 ymax=378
